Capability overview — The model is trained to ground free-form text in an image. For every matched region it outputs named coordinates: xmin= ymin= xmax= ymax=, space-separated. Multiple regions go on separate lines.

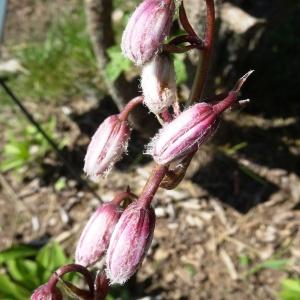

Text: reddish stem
xmin=112 ymin=190 xmax=137 ymax=205
xmin=94 ymin=272 xmax=110 ymax=300
xmin=118 ymin=96 xmax=144 ymax=121
xmin=179 ymin=2 xmax=198 ymax=38
xmin=138 ymin=165 xmax=168 ymax=208
xmin=188 ymin=0 xmax=215 ymax=104
xmin=48 ymin=264 xmax=94 ymax=298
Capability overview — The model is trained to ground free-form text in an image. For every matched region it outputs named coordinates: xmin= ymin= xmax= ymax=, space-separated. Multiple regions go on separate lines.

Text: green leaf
xmin=36 ymin=242 xmax=68 ymax=272
xmin=105 ymin=46 xmax=131 ymax=82
xmin=7 ymin=259 xmax=39 ymax=290
xmin=54 ymin=177 xmax=67 ymax=191
xmin=260 ymin=259 xmax=290 ymax=270
xmin=174 ymin=54 xmax=187 ymax=84
xmin=249 ymin=259 xmax=290 ymax=275
xmin=0 ymin=158 xmax=26 ymax=172
xmin=280 ymin=279 xmax=300 ymax=300
xmin=239 ymin=254 xmax=251 ymax=266
xmin=0 ymin=245 xmax=37 ymax=264
xmin=0 ymin=274 xmax=30 ymax=300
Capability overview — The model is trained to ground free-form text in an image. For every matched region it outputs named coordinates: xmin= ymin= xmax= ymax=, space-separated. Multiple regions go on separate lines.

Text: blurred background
xmin=0 ymin=0 xmax=299 ymax=299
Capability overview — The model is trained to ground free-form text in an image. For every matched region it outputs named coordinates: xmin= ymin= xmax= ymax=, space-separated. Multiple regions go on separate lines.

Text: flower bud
xmin=147 ymin=70 xmax=253 ymax=165
xmin=121 ymin=0 xmax=175 ymax=65
xmin=31 ymin=284 xmax=62 ymax=300
xmin=84 ymin=115 xmax=130 ymax=177
xmin=75 ymin=202 xmax=122 ymax=267
xmin=147 ymin=102 xmax=220 ymax=165
xmin=141 ymin=53 xmax=177 ymax=114
xmin=106 ymin=202 xmax=155 ymax=284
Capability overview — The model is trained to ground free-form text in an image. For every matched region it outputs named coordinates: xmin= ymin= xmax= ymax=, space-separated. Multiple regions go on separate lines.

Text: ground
xmin=0 ymin=1 xmax=300 ymax=300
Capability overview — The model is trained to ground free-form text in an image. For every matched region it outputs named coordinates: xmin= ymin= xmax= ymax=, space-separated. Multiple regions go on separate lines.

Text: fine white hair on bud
xmin=106 ymin=201 xmax=156 ymax=285
xmin=83 ymin=115 xmax=131 ymax=178
xmin=75 ymin=203 xmax=122 ymax=267
xmin=31 ymin=283 xmax=62 ymax=300
xmin=121 ymin=0 xmax=175 ymax=65
xmin=141 ymin=53 xmax=177 ymax=114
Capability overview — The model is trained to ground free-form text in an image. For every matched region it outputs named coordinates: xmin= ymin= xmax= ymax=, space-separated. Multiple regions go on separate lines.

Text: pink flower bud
xmin=147 ymin=71 xmax=253 ymax=165
xmin=141 ymin=54 xmax=177 ymax=114
xmin=84 ymin=115 xmax=130 ymax=177
xmin=147 ymin=98 xmax=232 ymax=165
xmin=75 ymin=202 xmax=122 ymax=267
xmin=31 ymin=284 xmax=62 ymax=300
xmin=121 ymin=0 xmax=175 ymax=65
xmin=106 ymin=202 xmax=155 ymax=284
xmin=147 ymin=102 xmax=219 ymax=165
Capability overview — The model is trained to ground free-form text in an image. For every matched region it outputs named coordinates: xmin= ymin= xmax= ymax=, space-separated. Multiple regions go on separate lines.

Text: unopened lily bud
xmin=141 ymin=54 xmax=177 ymax=114
xmin=121 ymin=0 xmax=175 ymax=65
xmin=84 ymin=115 xmax=130 ymax=177
xmin=149 ymin=87 xmax=251 ymax=165
xmin=31 ymin=284 xmax=62 ymax=300
xmin=148 ymin=102 xmax=218 ymax=165
xmin=75 ymin=202 xmax=122 ymax=267
xmin=106 ymin=202 xmax=155 ymax=284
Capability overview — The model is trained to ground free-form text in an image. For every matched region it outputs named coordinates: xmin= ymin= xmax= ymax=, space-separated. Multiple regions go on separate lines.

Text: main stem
xmin=138 ymin=0 xmax=216 ymax=206
xmin=138 ymin=165 xmax=168 ymax=208
xmin=188 ymin=0 xmax=215 ymax=104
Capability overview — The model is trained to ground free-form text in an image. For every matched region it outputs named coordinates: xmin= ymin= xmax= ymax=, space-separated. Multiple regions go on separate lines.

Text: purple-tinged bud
xmin=121 ymin=0 xmax=175 ymax=65
xmin=148 ymin=71 xmax=254 ymax=165
xmin=106 ymin=201 xmax=156 ymax=284
xmin=141 ymin=53 xmax=177 ymax=114
xmin=148 ymin=102 xmax=219 ymax=165
xmin=31 ymin=284 xmax=62 ymax=300
xmin=75 ymin=202 xmax=122 ymax=267
xmin=84 ymin=115 xmax=130 ymax=177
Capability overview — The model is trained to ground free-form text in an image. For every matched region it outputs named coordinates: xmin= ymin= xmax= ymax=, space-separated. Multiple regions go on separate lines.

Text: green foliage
xmin=0 ymin=117 xmax=65 ymax=173
xmin=174 ymin=54 xmax=187 ymax=84
xmin=6 ymin=6 xmax=98 ymax=103
xmin=248 ymin=259 xmax=290 ymax=275
xmin=105 ymin=46 xmax=132 ymax=82
xmin=238 ymin=254 xmax=251 ymax=267
xmin=280 ymin=279 xmax=300 ymax=300
xmin=0 ymin=242 xmax=72 ymax=299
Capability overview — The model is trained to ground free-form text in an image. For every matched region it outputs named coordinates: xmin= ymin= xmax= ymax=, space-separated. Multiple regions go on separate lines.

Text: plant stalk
xmin=188 ymin=0 xmax=215 ymax=104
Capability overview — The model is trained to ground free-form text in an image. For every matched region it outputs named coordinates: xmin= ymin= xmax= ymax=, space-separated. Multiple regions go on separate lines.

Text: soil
xmin=1 ymin=1 xmax=300 ymax=300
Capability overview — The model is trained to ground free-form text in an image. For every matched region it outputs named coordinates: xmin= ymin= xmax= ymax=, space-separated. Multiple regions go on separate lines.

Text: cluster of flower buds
xmin=75 ymin=191 xmax=155 ymax=285
xmin=31 ymin=0 xmax=253 ymax=298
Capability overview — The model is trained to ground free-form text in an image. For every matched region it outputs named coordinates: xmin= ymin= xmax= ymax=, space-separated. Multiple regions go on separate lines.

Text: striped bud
xmin=75 ymin=202 xmax=122 ymax=267
xmin=84 ymin=115 xmax=130 ymax=177
xmin=121 ymin=0 xmax=175 ymax=65
xmin=31 ymin=284 xmax=62 ymax=300
xmin=147 ymin=90 xmax=245 ymax=165
xmin=106 ymin=202 xmax=155 ymax=285
xmin=141 ymin=53 xmax=177 ymax=114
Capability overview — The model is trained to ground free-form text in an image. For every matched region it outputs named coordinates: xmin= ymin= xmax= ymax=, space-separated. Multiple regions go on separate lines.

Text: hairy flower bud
xmin=84 ymin=115 xmax=130 ymax=177
xmin=121 ymin=0 xmax=175 ymax=65
xmin=31 ymin=284 xmax=62 ymax=300
xmin=147 ymin=70 xmax=253 ymax=165
xmin=106 ymin=202 xmax=155 ymax=284
xmin=75 ymin=202 xmax=122 ymax=267
xmin=141 ymin=53 xmax=177 ymax=114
